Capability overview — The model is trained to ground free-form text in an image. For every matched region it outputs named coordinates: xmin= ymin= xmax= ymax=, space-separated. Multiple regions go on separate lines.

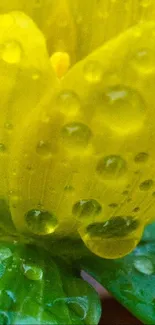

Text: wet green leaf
xmin=0 ymin=242 xmax=101 ymax=325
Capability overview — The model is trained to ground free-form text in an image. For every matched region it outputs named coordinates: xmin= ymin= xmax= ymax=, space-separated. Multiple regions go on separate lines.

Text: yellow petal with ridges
xmin=0 ymin=11 xmax=57 ymax=201
xmin=8 ymin=21 xmax=155 ymax=259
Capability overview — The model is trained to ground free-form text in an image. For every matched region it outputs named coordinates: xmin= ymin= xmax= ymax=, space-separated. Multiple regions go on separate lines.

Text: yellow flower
xmin=0 ymin=0 xmax=154 ymax=259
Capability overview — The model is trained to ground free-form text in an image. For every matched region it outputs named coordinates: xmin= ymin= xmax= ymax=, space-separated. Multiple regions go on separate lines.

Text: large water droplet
xmin=139 ymin=179 xmax=154 ymax=191
xmin=1 ymin=41 xmax=22 ymax=64
xmin=22 ymin=263 xmax=43 ymax=281
xmin=0 ymin=312 xmax=9 ymax=325
xmin=84 ymin=60 xmax=103 ymax=84
xmin=99 ymin=85 xmax=145 ymax=133
xmin=57 ymin=90 xmax=80 ymax=116
xmin=25 ymin=209 xmax=58 ymax=235
xmin=61 ymin=122 xmax=92 ymax=148
xmin=134 ymin=256 xmax=154 ymax=275
xmin=73 ymin=199 xmax=102 ymax=219
xmin=97 ymin=155 xmax=126 ymax=179
xmin=79 ymin=229 xmax=139 ymax=259
xmin=0 ymin=247 xmax=12 ymax=261
xmin=135 ymin=152 xmax=149 ymax=163
xmin=86 ymin=216 xmax=138 ymax=238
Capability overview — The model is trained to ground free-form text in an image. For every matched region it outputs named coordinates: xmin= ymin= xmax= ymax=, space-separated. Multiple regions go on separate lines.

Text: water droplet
xmin=135 ymin=152 xmax=149 ymax=163
xmin=84 ymin=60 xmax=103 ymax=84
xmin=86 ymin=216 xmax=138 ymax=238
xmin=79 ymin=229 xmax=139 ymax=259
xmin=61 ymin=122 xmax=92 ymax=148
xmin=1 ymin=41 xmax=22 ymax=64
xmin=134 ymin=256 xmax=154 ymax=275
xmin=133 ymin=207 xmax=140 ymax=213
xmin=0 ymin=312 xmax=9 ymax=325
xmin=66 ymin=299 xmax=87 ymax=320
xmin=57 ymin=91 xmax=80 ymax=116
xmin=22 ymin=263 xmax=43 ymax=281
xmin=73 ymin=199 xmax=102 ymax=219
xmin=0 ymin=143 xmax=6 ymax=153
xmin=25 ymin=209 xmax=58 ymax=235
xmin=36 ymin=140 xmax=52 ymax=158
xmin=122 ymin=190 xmax=129 ymax=196
xmin=0 ymin=247 xmax=12 ymax=261
xmin=109 ymin=203 xmax=118 ymax=208
xmin=5 ymin=122 xmax=13 ymax=130
xmin=139 ymin=179 xmax=153 ymax=191
xmin=97 ymin=155 xmax=126 ymax=179
xmin=64 ymin=185 xmax=74 ymax=192
xmin=99 ymin=85 xmax=145 ymax=133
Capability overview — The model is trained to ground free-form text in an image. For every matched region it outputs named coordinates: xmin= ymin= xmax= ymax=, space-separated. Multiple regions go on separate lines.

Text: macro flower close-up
xmin=0 ymin=0 xmax=155 ymax=324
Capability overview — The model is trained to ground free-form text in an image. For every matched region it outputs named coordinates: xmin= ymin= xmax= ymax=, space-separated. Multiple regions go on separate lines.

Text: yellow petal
xmin=60 ymin=20 xmax=155 ymax=258
xmin=0 ymin=11 xmax=56 ymax=199
xmin=9 ymin=21 xmax=155 ymax=259
xmin=0 ymin=0 xmax=77 ymax=64
xmin=90 ymin=0 xmax=155 ymax=54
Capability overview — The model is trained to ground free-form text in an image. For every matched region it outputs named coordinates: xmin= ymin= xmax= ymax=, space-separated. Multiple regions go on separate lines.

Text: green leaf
xmin=142 ymin=222 xmax=155 ymax=242
xmin=0 ymin=242 xmax=101 ymax=325
xmin=79 ymin=222 xmax=155 ymax=325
